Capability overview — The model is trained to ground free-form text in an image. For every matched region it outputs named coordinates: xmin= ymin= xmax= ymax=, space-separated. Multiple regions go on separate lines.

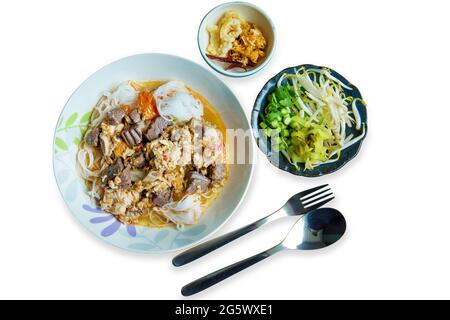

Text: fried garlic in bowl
xmin=198 ymin=2 xmax=276 ymax=77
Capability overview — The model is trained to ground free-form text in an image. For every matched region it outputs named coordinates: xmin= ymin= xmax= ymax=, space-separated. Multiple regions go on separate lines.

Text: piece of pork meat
xmin=106 ymin=108 xmax=125 ymax=125
xmin=85 ymin=128 xmax=100 ymax=147
xmin=121 ymin=127 xmax=142 ymax=147
xmin=119 ymin=165 xmax=132 ymax=188
xmin=132 ymin=153 xmax=146 ymax=168
xmin=186 ymin=171 xmax=211 ymax=193
xmin=152 ymin=189 xmax=173 ymax=207
xmin=128 ymin=109 xmax=141 ymax=124
xmin=100 ymin=158 xmax=124 ymax=186
xmin=145 ymin=117 xmax=170 ymax=141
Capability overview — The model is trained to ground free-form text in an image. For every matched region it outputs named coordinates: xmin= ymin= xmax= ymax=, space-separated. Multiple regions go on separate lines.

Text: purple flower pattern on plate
xmin=82 ymin=204 xmax=136 ymax=237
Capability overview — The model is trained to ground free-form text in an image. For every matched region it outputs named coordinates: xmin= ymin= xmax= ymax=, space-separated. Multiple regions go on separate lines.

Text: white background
xmin=1 ymin=0 xmax=449 ymax=300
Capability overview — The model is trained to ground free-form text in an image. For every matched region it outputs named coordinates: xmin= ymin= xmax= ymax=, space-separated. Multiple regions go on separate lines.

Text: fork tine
xmin=303 ymin=192 xmax=334 ymax=206
xmin=301 ymin=188 xmax=331 ymax=202
xmin=304 ymin=195 xmax=335 ymax=210
xmin=297 ymin=184 xmax=329 ymax=199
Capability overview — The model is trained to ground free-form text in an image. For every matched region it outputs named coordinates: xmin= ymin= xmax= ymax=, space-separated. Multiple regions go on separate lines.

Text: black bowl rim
xmin=251 ymin=64 xmax=368 ymax=177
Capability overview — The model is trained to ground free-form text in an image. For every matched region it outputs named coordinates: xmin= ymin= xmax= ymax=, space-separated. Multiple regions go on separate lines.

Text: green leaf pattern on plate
xmin=55 ymin=137 xmax=68 ymax=151
xmin=73 ymin=137 xmax=81 ymax=146
xmin=65 ymin=113 xmax=78 ymax=127
xmin=54 ymin=111 xmax=91 ymax=153
xmin=80 ymin=111 xmax=92 ymax=124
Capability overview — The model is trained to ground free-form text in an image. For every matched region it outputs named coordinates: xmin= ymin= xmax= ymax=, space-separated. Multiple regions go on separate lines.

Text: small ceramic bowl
xmin=251 ymin=64 xmax=368 ymax=177
xmin=198 ymin=1 xmax=276 ymax=78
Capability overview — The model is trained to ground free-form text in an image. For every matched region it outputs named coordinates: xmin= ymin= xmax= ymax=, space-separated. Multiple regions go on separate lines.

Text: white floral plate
xmin=53 ymin=53 xmax=254 ymax=254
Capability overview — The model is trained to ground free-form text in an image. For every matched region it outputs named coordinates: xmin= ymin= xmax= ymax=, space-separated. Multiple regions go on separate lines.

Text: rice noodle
xmin=91 ymin=95 xmax=114 ymax=127
xmin=111 ymin=81 xmax=138 ymax=106
xmin=148 ymin=209 xmax=173 ymax=229
xmin=91 ymin=81 xmax=137 ymax=127
xmin=76 ymin=142 xmax=100 ymax=180
xmin=155 ymin=194 xmax=203 ymax=226
xmin=77 ymin=81 xmax=139 ymax=180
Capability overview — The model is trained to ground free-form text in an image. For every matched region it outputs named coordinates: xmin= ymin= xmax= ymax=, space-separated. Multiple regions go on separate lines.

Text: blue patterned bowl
xmin=53 ymin=53 xmax=254 ymax=253
xmin=251 ymin=64 xmax=368 ymax=177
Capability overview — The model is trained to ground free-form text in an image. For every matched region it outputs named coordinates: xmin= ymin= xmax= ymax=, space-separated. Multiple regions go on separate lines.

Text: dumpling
xmin=153 ymin=81 xmax=203 ymax=122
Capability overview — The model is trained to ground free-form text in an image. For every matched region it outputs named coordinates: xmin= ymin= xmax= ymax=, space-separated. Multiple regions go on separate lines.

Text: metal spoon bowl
xmin=181 ymin=208 xmax=346 ymax=296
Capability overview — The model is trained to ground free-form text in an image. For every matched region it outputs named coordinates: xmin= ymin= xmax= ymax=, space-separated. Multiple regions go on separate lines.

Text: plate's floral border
xmin=54 ymin=111 xmax=91 ymax=153
xmin=82 ymin=204 xmax=137 ymax=237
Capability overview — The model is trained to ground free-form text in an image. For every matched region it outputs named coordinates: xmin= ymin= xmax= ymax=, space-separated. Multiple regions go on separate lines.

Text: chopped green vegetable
xmin=259 ymin=67 xmax=366 ymax=170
